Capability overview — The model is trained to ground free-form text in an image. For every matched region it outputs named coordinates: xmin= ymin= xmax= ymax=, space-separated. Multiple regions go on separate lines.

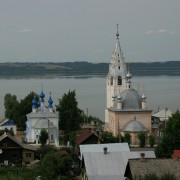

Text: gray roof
xmin=82 ymin=151 xmax=156 ymax=180
xmin=152 ymin=109 xmax=172 ymax=121
xmin=80 ymin=143 xmax=130 ymax=159
xmin=121 ymin=89 xmax=142 ymax=110
xmin=27 ymin=106 xmax=58 ymax=118
xmin=122 ymin=117 xmax=147 ymax=132
xmin=128 ymin=159 xmax=180 ymax=179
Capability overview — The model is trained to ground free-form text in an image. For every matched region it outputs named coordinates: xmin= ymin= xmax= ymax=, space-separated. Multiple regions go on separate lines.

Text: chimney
xmin=103 ymin=147 xmax=108 ymax=154
xmin=140 ymin=153 xmax=145 ymax=162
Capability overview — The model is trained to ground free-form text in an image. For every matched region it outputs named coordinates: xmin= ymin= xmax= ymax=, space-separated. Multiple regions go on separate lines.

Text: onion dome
xmin=122 ymin=117 xmax=147 ymax=132
xmin=117 ymin=94 xmax=122 ymax=100
xmin=126 ymin=72 xmax=132 ymax=79
xmin=112 ymin=95 xmax=116 ymax=101
xmin=48 ymin=95 xmax=53 ymax=108
xmin=32 ymin=96 xmax=37 ymax=109
xmin=142 ymin=93 xmax=146 ymax=100
xmin=39 ymin=90 xmax=45 ymax=102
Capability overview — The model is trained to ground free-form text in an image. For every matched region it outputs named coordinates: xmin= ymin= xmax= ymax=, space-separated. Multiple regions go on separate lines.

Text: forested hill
xmin=0 ymin=61 xmax=180 ymax=77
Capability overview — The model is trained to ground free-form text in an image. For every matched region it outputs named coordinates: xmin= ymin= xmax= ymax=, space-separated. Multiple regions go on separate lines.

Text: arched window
xmin=118 ymin=66 xmax=120 ymax=70
xmin=118 ymin=76 xmax=122 ymax=85
xmin=110 ymin=77 xmax=113 ymax=85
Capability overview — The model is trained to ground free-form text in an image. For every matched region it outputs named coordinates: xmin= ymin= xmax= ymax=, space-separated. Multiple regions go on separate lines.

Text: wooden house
xmin=0 ymin=133 xmax=36 ymax=165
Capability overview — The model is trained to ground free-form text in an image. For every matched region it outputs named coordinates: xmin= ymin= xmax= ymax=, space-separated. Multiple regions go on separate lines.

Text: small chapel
xmin=105 ymin=25 xmax=152 ymax=145
xmin=25 ymin=90 xmax=59 ymax=147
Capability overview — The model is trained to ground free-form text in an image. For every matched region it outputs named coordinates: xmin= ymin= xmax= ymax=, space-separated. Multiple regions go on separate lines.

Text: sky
xmin=0 ymin=0 xmax=180 ymax=63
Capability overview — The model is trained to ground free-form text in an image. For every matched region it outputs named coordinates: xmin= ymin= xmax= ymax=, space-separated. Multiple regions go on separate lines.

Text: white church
xmin=105 ymin=26 xmax=152 ymax=145
xmin=25 ymin=90 xmax=59 ymax=146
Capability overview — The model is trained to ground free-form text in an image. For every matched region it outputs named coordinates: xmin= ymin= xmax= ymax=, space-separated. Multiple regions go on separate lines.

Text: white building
xmin=25 ymin=90 xmax=59 ymax=146
xmin=105 ymin=26 xmax=152 ymax=144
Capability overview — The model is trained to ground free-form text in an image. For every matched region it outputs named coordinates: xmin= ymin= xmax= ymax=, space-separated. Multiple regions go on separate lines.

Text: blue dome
xmin=32 ymin=97 xmax=37 ymax=108
xmin=39 ymin=90 xmax=45 ymax=98
xmin=48 ymin=96 xmax=53 ymax=108
xmin=39 ymin=90 xmax=45 ymax=102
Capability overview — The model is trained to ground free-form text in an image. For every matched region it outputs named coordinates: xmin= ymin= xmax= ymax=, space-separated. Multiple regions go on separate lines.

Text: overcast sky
xmin=0 ymin=0 xmax=180 ymax=63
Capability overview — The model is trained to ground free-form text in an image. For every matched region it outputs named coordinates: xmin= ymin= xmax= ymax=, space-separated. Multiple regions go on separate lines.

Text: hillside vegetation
xmin=0 ymin=61 xmax=180 ymax=77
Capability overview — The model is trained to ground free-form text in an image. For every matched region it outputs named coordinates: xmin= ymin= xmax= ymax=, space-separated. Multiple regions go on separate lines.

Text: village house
xmin=0 ymin=133 xmax=36 ymax=166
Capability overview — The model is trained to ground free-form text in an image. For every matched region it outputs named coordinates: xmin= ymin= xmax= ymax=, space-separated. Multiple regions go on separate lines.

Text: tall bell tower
xmin=106 ymin=25 xmax=127 ymax=108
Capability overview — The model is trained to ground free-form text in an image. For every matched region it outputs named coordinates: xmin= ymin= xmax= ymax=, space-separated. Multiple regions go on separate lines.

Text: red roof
xmin=171 ymin=150 xmax=180 ymax=158
xmin=76 ymin=130 xmax=97 ymax=145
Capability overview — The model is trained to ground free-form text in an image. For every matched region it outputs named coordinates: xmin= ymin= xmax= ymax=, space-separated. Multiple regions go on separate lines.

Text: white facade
xmin=25 ymin=91 xmax=59 ymax=146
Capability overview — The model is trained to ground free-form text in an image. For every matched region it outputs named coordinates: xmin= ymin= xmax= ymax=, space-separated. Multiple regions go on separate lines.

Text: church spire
xmin=114 ymin=24 xmax=123 ymax=57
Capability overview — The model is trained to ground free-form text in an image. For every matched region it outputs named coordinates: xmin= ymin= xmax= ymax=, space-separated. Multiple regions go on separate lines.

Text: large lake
xmin=0 ymin=75 xmax=180 ymax=120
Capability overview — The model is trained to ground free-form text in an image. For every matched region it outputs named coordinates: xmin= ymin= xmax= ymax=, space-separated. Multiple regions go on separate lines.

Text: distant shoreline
xmin=0 ymin=61 xmax=180 ymax=77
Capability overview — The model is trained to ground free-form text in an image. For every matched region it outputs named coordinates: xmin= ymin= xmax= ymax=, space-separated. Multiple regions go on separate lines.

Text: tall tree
xmin=4 ymin=93 xmax=20 ymax=120
xmin=4 ymin=92 xmax=38 ymax=130
xmin=155 ymin=110 xmax=180 ymax=158
xmin=19 ymin=91 xmax=38 ymax=130
xmin=56 ymin=90 xmax=82 ymax=133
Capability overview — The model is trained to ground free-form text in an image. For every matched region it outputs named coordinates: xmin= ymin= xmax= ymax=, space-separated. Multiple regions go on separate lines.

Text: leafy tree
xmin=18 ymin=91 xmax=38 ymax=130
xmin=155 ymin=110 xmax=180 ymax=158
xmin=40 ymin=152 xmax=73 ymax=179
xmin=39 ymin=129 xmax=49 ymax=146
xmin=56 ymin=90 xmax=82 ymax=133
xmin=37 ymin=145 xmax=58 ymax=157
xmin=100 ymin=131 xmax=119 ymax=143
xmin=124 ymin=132 xmax=131 ymax=145
xmin=149 ymin=134 xmax=155 ymax=148
xmin=4 ymin=92 xmax=38 ymax=130
xmin=138 ymin=131 xmax=146 ymax=147
xmin=4 ymin=93 xmax=20 ymax=121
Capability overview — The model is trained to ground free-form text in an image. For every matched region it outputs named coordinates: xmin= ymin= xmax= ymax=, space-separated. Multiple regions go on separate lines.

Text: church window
xmin=118 ymin=76 xmax=122 ymax=85
xmin=110 ymin=77 xmax=113 ymax=85
xmin=51 ymin=134 xmax=54 ymax=140
xmin=118 ymin=66 xmax=120 ymax=70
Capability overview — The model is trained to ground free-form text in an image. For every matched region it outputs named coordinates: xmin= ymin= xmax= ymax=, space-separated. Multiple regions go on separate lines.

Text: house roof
xmin=76 ymin=130 xmax=98 ymax=145
xmin=0 ymin=133 xmax=36 ymax=151
xmin=171 ymin=150 xmax=180 ymax=158
xmin=82 ymin=151 xmax=156 ymax=180
xmin=80 ymin=143 xmax=130 ymax=159
xmin=152 ymin=109 xmax=172 ymax=121
xmin=128 ymin=159 xmax=180 ymax=179
xmin=0 ymin=119 xmax=16 ymax=126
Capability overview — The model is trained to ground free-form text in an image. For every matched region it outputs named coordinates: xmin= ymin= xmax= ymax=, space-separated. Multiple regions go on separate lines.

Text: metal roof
xmin=122 ymin=117 xmax=147 ymax=132
xmin=80 ymin=143 xmax=130 ymax=159
xmin=82 ymin=150 xmax=156 ymax=180
xmin=121 ymin=89 xmax=142 ymax=110
xmin=152 ymin=109 xmax=172 ymax=121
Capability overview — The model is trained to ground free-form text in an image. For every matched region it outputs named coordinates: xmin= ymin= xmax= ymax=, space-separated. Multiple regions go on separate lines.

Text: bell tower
xmin=106 ymin=24 xmax=127 ymax=109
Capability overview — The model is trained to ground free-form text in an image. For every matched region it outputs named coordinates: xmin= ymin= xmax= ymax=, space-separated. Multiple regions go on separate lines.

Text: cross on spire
xmin=116 ymin=23 xmax=119 ymax=38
